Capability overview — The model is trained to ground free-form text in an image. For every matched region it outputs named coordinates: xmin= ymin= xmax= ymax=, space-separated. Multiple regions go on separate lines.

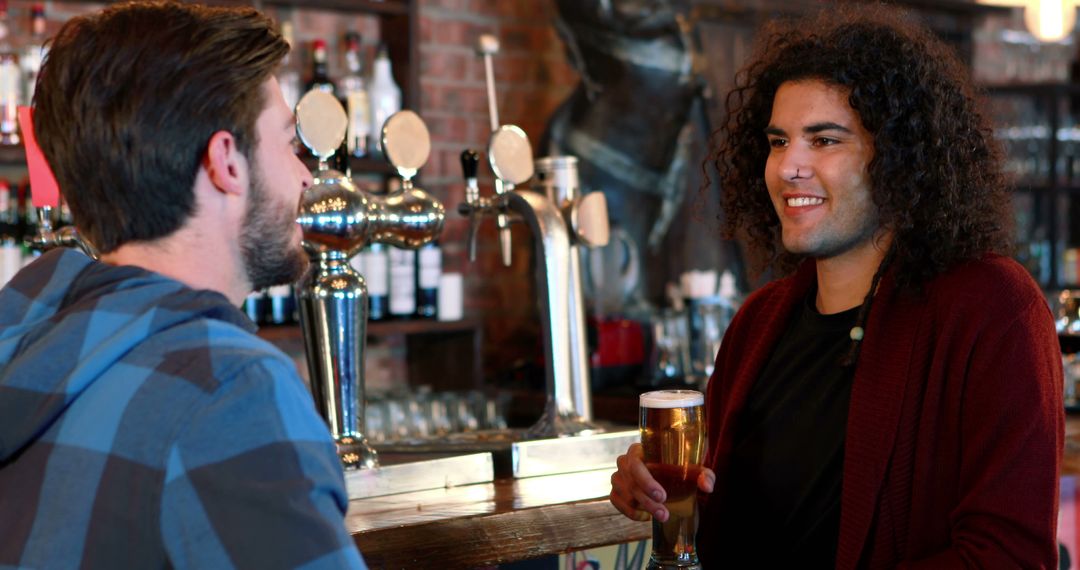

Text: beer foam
xmin=640 ymin=390 xmax=704 ymax=409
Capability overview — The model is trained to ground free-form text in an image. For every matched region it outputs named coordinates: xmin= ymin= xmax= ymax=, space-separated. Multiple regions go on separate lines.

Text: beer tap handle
xmin=460 ymin=149 xmax=481 ymax=262
xmin=475 ymin=34 xmax=513 ymax=267
xmin=476 ymin=34 xmax=501 ymax=133
xmin=570 ymin=192 xmax=610 ymax=248
xmin=461 ymin=149 xmax=479 ymax=201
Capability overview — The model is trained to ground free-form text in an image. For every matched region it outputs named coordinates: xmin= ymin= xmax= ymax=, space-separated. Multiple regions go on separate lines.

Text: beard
xmin=239 ymin=163 xmax=309 ymax=291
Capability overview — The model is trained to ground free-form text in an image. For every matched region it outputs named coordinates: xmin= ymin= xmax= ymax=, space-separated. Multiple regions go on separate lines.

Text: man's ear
xmin=203 ymin=130 xmax=247 ymax=196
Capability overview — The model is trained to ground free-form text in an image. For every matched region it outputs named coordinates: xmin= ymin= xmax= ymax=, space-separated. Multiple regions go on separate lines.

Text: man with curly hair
xmin=611 ymin=7 xmax=1063 ymax=568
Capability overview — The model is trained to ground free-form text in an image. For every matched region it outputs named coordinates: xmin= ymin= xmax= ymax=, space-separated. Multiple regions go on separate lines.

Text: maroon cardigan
xmin=699 ymin=256 xmax=1064 ymax=569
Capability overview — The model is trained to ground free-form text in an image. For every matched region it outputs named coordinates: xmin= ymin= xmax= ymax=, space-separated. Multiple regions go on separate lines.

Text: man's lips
xmin=782 ymin=194 xmax=825 ymax=207
xmin=780 ymin=194 xmax=826 ymax=217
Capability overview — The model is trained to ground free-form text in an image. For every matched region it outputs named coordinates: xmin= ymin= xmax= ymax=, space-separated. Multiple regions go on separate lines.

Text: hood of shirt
xmin=0 ymin=248 xmax=253 ymax=464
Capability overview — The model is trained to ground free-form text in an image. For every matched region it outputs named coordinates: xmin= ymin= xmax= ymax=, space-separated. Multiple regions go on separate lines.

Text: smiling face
xmin=764 ymin=80 xmax=882 ymax=263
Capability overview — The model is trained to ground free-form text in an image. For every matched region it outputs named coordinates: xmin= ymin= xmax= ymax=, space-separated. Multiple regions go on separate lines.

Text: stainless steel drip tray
xmin=373 ymin=427 xmax=640 ymax=479
xmin=344 ymin=452 xmax=494 ymax=500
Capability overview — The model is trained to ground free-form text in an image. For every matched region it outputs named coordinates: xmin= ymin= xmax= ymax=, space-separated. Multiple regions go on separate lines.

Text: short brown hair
xmin=34 ymin=1 xmax=288 ymax=253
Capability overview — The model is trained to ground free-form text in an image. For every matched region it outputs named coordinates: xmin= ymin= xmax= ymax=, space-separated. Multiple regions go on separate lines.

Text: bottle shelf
xmin=263 ymin=0 xmax=410 ymax=16
xmin=1011 ymin=183 xmax=1080 ymax=194
xmin=0 ymin=144 xmax=24 ymax=167
xmin=300 ymin=154 xmax=396 ymax=175
xmin=258 ymin=317 xmax=485 ymax=391
xmin=257 ymin=317 xmax=482 ymax=342
xmin=983 ymin=82 xmax=1080 ymax=97
xmin=52 ymin=0 xmax=411 ymax=16
xmin=1061 ymin=334 xmax=1080 ymax=354
xmin=0 ymin=142 xmax=397 ymax=176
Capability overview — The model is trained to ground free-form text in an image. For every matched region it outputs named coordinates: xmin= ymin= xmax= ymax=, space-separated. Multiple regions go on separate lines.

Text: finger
xmin=698 ymin=467 xmax=716 ymax=494
xmin=610 ymin=490 xmax=651 ymax=522
xmin=612 ymin=459 xmax=667 ymax=521
xmin=629 ymin=485 xmax=668 ymax=522
xmin=618 ymin=443 xmax=668 ymax=520
xmin=627 ymin=453 xmax=666 ymax=504
xmin=615 ymin=443 xmax=643 ymax=470
xmin=610 ymin=470 xmax=638 ymax=508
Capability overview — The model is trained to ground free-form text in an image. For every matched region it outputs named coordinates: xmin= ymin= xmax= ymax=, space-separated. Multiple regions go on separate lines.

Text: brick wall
xmin=36 ymin=0 xmax=579 ymax=385
xmin=417 ymin=0 xmax=579 ymax=381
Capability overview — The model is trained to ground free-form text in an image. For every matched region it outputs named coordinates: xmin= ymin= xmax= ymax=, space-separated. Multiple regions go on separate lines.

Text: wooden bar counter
xmin=1062 ymin=416 xmax=1080 ymax=476
xmin=348 ymin=416 xmax=1080 ymax=569
xmin=347 ymin=468 xmax=649 ymax=568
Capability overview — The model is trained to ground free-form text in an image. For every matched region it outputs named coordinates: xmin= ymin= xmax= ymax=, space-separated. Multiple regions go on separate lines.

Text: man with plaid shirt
xmin=0 ymin=3 xmax=365 ymax=568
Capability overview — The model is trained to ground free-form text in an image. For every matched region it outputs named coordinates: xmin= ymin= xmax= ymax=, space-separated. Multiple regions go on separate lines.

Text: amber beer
xmin=640 ymin=390 xmax=705 ymax=570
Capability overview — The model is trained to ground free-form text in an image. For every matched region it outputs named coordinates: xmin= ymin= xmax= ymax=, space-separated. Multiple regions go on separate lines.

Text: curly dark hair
xmin=715 ymin=5 xmax=1012 ymax=287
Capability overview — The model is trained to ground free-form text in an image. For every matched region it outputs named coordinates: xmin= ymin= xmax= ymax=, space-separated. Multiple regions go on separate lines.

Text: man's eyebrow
xmin=804 ymin=122 xmax=852 ymax=134
xmin=765 ymin=122 xmax=853 ymax=137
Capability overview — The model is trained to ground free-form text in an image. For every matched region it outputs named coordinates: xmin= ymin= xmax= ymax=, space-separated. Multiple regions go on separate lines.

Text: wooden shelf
xmin=0 ymin=143 xmax=398 ymax=175
xmin=876 ymin=0 xmax=1009 ymax=15
xmin=264 ymin=0 xmax=409 ymax=15
xmin=300 ymin=154 xmax=396 ymax=176
xmin=0 ymin=144 xmax=24 ymax=166
xmin=696 ymin=0 xmax=1007 ymax=22
xmin=1011 ymin=183 xmax=1080 ymax=194
xmin=984 ymin=82 xmax=1080 ymax=97
xmin=258 ymin=317 xmax=485 ymax=389
xmin=52 ymin=0 xmax=410 ymax=15
xmin=1062 ymin=334 xmax=1080 ymax=354
xmin=258 ymin=317 xmax=481 ymax=341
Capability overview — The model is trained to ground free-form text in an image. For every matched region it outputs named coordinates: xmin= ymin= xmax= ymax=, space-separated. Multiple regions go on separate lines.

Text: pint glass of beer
xmin=640 ymin=389 xmax=705 ymax=570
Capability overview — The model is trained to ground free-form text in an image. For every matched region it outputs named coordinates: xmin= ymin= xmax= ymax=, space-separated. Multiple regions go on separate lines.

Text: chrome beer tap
xmin=16 ymin=106 xmax=98 ymax=260
xmin=28 ymin=206 xmax=99 ymax=259
xmin=294 ymin=91 xmax=444 ymax=469
xmin=458 ymin=126 xmax=595 ymax=438
xmin=533 ymin=156 xmax=609 ymax=423
xmin=464 ymin=31 xmax=607 ymax=435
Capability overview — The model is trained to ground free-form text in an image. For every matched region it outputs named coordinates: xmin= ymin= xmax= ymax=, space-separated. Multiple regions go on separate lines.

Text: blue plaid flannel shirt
xmin=0 ymin=249 xmax=365 ymax=569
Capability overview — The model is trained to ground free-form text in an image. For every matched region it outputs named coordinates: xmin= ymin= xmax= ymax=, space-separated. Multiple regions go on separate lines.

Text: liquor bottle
xmin=0 ymin=178 xmax=11 ymax=237
xmin=368 ymin=45 xmax=401 ymax=157
xmin=338 ymin=32 xmax=370 ymax=158
xmin=277 ymin=21 xmax=301 ymax=112
xmin=21 ymin=3 xmax=45 ymax=105
xmin=0 ymin=0 xmax=20 ymax=145
xmin=332 ymin=141 xmax=350 ymax=175
xmin=57 ymin=200 xmax=73 ymax=230
xmin=0 ymin=179 xmax=17 ymax=287
xmin=306 ymin=39 xmax=336 ymax=97
xmin=243 ymin=289 xmax=268 ymax=325
xmin=388 ymin=246 xmax=415 ymax=318
xmin=17 ymin=180 xmax=34 ymax=245
xmin=18 ymin=181 xmax=36 ymax=268
xmin=416 ymin=242 xmax=441 ymax=319
xmin=267 ymin=284 xmax=295 ymax=325
xmin=362 ymin=244 xmax=389 ymax=321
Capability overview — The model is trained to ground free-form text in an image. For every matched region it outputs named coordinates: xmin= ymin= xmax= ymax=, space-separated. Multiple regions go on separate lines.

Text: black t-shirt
xmin=704 ymin=292 xmax=858 ymax=568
